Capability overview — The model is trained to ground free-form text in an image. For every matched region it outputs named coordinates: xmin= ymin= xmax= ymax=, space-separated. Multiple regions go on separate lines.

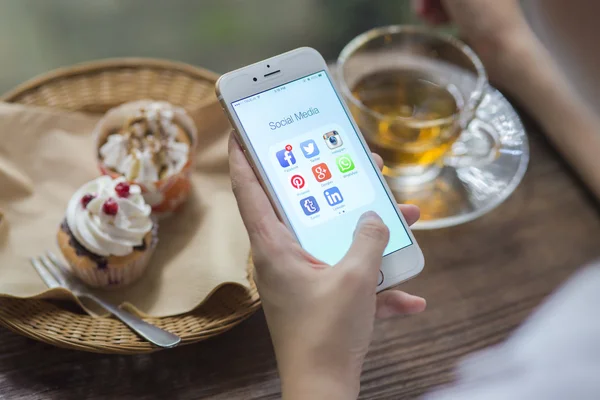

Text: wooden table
xmin=1 ymin=114 xmax=600 ymax=400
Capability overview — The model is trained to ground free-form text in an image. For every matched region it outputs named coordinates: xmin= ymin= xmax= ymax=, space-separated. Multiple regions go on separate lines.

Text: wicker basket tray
xmin=0 ymin=58 xmax=260 ymax=354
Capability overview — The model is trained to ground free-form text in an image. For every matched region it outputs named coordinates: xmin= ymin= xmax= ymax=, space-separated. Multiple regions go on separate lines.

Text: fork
xmin=30 ymin=252 xmax=181 ymax=349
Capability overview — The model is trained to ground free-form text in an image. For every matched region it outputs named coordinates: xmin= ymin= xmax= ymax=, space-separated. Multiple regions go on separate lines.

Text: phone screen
xmin=231 ymin=70 xmax=412 ymax=265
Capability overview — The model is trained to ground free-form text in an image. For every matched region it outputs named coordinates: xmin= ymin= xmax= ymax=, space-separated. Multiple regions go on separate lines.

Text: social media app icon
xmin=336 ymin=154 xmax=355 ymax=173
xmin=323 ymin=130 xmax=343 ymax=149
xmin=290 ymin=174 xmax=305 ymax=189
xmin=312 ymin=163 xmax=332 ymax=182
xmin=276 ymin=144 xmax=296 ymax=168
xmin=300 ymin=139 xmax=320 ymax=158
xmin=300 ymin=196 xmax=320 ymax=216
xmin=324 ymin=186 xmax=344 ymax=206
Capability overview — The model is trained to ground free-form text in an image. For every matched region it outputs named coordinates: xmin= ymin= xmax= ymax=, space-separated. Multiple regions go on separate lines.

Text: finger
xmin=368 ymin=154 xmax=419 ymax=225
xmin=412 ymin=0 xmax=426 ymax=16
xmin=376 ymin=290 xmax=427 ymax=319
xmin=427 ymin=9 xmax=451 ymax=24
xmin=372 ymin=152 xmax=384 ymax=170
xmin=339 ymin=211 xmax=389 ymax=274
xmin=398 ymin=204 xmax=420 ymax=226
xmin=228 ymin=134 xmax=283 ymax=240
xmin=413 ymin=0 xmax=450 ymax=24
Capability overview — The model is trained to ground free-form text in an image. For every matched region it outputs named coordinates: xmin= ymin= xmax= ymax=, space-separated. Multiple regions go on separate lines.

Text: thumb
xmin=339 ymin=211 xmax=390 ymax=273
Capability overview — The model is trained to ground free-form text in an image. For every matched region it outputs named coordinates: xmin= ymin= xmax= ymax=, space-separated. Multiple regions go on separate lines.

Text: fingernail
xmin=406 ymin=296 xmax=427 ymax=314
xmin=358 ymin=211 xmax=380 ymax=224
xmin=354 ymin=212 xmax=383 ymax=238
xmin=413 ymin=0 xmax=424 ymax=14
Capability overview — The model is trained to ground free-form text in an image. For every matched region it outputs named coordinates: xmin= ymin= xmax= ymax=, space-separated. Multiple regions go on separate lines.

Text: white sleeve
xmin=423 ymin=263 xmax=600 ymax=400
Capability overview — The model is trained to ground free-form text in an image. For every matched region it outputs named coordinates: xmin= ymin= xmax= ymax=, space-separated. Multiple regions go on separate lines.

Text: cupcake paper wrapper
xmin=61 ymin=221 xmax=159 ymax=290
xmin=65 ymin=241 xmax=157 ymax=290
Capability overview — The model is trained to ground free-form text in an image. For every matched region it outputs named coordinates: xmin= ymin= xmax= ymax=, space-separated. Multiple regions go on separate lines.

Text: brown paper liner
xmin=0 ymin=61 xmax=253 ymax=327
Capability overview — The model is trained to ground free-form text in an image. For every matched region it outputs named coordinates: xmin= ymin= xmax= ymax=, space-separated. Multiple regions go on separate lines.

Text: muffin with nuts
xmin=94 ymin=100 xmax=198 ymax=216
xmin=57 ymin=176 xmax=157 ymax=289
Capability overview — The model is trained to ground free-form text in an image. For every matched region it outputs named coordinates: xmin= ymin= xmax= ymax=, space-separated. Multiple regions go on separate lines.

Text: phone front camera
xmin=253 ymin=77 xmax=257 ymax=82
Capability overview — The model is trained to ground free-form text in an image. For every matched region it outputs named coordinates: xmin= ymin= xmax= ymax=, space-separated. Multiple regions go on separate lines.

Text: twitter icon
xmin=300 ymin=139 xmax=320 ymax=158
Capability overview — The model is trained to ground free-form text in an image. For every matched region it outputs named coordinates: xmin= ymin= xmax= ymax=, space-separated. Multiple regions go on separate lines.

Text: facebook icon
xmin=276 ymin=148 xmax=296 ymax=168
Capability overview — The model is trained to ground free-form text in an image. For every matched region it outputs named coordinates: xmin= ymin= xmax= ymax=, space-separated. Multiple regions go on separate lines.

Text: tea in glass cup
xmin=352 ymin=68 xmax=461 ymax=168
xmin=338 ymin=26 xmax=498 ymax=185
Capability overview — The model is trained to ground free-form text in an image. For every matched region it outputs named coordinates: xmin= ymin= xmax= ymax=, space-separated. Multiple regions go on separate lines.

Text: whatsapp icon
xmin=336 ymin=154 xmax=355 ymax=173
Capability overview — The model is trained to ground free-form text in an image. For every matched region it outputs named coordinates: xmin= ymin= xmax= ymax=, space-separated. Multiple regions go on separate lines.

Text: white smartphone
xmin=216 ymin=47 xmax=424 ymax=291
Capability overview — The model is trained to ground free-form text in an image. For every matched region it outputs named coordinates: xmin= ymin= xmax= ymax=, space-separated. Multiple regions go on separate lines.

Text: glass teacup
xmin=338 ymin=26 xmax=499 ymax=187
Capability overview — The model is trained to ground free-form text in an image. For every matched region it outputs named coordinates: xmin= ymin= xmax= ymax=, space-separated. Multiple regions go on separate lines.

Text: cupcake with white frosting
xmin=94 ymin=100 xmax=197 ymax=215
xmin=57 ymin=176 xmax=157 ymax=289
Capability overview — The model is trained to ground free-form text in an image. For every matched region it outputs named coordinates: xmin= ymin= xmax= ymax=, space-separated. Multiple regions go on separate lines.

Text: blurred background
xmin=0 ymin=0 xmax=433 ymax=93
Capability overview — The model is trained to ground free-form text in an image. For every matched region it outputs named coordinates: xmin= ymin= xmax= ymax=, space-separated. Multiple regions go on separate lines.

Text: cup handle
xmin=443 ymin=115 xmax=500 ymax=169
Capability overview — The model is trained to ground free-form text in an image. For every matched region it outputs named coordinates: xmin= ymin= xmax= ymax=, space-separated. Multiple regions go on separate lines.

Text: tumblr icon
xmin=299 ymin=196 xmax=320 ymax=216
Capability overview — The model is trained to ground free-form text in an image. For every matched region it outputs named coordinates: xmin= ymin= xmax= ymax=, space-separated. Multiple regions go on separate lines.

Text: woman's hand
xmin=413 ymin=0 xmax=533 ymax=90
xmin=229 ymin=134 xmax=426 ymax=399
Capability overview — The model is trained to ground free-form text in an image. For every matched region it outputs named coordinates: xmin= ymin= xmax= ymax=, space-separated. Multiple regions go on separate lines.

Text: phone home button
xmin=377 ymin=270 xmax=384 ymax=286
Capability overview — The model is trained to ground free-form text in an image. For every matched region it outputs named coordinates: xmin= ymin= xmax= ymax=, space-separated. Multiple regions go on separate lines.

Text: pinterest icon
xmin=290 ymin=174 xmax=306 ymax=189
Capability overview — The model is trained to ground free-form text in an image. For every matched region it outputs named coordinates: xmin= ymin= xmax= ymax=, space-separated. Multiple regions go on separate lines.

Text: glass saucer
xmin=390 ymin=85 xmax=529 ymax=230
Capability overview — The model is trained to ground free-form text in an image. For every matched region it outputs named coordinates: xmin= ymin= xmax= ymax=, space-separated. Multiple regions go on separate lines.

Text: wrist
xmin=280 ymin=366 xmax=360 ymax=400
xmin=276 ymin=341 xmax=361 ymax=400
xmin=468 ymin=27 xmax=538 ymax=89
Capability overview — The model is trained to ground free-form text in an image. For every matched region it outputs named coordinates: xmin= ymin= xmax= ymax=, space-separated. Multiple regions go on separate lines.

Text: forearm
xmin=492 ymin=32 xmax=600 ymax=200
